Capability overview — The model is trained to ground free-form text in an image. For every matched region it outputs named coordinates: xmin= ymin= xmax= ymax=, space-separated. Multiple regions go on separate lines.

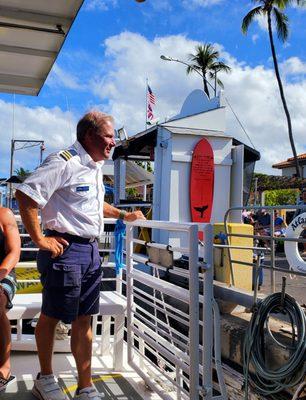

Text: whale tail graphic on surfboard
xmin=190 ymin=138 xmax=214 ymax=239
xmin=194 ymin=205 xmax=209 ymax=219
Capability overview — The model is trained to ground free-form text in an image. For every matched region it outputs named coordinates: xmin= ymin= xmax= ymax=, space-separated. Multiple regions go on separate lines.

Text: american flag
xmin=147 ymin=103 xmax=154 ymax=121
xmin=147 ymin=85 xmax=156 ymax=106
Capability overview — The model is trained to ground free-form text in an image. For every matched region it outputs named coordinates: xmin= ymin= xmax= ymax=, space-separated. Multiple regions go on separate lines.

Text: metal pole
xmin=40 ymin=141 xmax=44 ymax=165
xmin=189 ymin=224 xmax=200 ymax=400
xmin=254 ymin=177 xmax=258 ymax=206
xmin=214 ymin=70 xmax=217 ymax=97
xmin=270 ymin=210 xmax=276 ymax=293
xmin=203 ymin=224 xmax=214 ymax=400
xmin=145 ymin=77 xmax=148 ymax=130
xmin=126 ymin=224 xmax=134 ymax=364
xmin=9 ymin=139 xmax=14 ymax=208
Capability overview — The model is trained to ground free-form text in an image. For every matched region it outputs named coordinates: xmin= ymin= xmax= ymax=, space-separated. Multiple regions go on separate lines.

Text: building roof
xmin=0 ymin=0 xmax=84 ymax=95
xmin=272 ymin=153 xmax=306 ymax=169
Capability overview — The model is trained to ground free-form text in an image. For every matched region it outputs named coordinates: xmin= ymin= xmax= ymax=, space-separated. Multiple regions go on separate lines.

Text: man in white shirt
xmin=16 ymin=111 xmax=145 ymax=400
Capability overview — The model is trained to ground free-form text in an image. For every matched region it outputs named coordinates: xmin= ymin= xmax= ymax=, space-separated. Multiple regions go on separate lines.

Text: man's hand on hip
xmin=36 ymin=236 xmax=69 ymax=258
xmin=124 ymin=210 xmax=146 ymax=222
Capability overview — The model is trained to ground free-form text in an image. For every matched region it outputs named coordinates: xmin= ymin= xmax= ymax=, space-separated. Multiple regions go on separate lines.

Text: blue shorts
xmin=37 ymin=236 xmax=102 ymax=323
xmin=0 ymin=271 xmax=17 ymax=309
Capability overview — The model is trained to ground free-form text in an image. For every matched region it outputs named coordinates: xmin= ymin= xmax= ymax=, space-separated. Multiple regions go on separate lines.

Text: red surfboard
xmin=190 ymin=138 xmax=214 ymax=239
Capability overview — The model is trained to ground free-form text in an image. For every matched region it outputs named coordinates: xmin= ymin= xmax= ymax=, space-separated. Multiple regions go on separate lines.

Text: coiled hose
xmin=243 ymin=292 xmax=306 ymax=399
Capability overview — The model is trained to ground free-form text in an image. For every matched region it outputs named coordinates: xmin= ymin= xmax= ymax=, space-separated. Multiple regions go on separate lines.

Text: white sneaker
xmin=74 ymin=386 xmax=105 ymax=399
xmin=32 ymin=373 xmax=68 ymax=400
xmin=0 ymin=375 xmax=16 ymax=392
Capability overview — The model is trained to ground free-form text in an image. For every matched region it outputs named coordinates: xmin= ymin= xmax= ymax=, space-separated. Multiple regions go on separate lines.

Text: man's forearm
xmin=15 ymin=190 xmax=44 ymax=245
xmin=103 ymin=201 xmax=146 ymax=222
xmin=103 ymin=201 xmax=122 ymax=219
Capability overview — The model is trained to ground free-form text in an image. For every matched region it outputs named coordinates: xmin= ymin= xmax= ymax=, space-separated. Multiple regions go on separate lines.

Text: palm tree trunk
xmin=202 ymin=71 xmax=210 ymax=98
xmin=267 ymin=11 xmax=300 ymax=178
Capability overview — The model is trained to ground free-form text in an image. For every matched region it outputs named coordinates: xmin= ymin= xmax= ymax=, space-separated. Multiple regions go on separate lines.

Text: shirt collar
xmin=73 ymin=141 xmax=104 ymax=167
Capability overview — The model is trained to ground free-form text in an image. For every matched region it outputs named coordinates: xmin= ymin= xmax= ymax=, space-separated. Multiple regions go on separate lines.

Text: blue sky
xmin=1 ymin=0 xmax=306 ymax=177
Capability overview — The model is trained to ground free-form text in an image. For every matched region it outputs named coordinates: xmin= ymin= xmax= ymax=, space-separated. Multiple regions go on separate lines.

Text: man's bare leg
xmin=35 ymin=313 xmax=59 ymax=375
xmin=71 ymin=315 xmax=93 ymax=390
xmin=0 ymin=295 xmax=11 ymax=379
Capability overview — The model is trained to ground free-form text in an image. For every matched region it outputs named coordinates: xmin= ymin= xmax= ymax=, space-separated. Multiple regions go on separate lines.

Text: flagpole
xmin=145 ymin=77 xmax=148 ymax=130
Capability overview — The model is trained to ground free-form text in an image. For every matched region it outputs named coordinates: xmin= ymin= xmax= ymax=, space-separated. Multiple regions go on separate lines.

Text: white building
xmin=272 ymin=153 xmax=306 ymax=178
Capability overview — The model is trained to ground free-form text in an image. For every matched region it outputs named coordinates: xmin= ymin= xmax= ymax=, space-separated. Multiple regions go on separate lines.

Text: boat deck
xmin=4 ymin=345 xmax=160 ymax=400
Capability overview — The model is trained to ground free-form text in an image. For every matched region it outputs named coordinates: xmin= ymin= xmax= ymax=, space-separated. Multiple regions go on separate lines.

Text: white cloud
xmin=0 ymin=101 xmax=76 ymax=177
xmin=255 ymin=13 xmax=269 ymax=32
xmin=84 ymin=0 xmax=117 ymax=11
xmin=88 ymin=32 xmax=306 ymax=174
xmin=280 ymin=57 xmax=306 ymax=75
xmin=47 ymin=64 xmax=84 ymax=90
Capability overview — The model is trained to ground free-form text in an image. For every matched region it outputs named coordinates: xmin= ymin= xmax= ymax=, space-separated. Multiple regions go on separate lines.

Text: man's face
xmin=86 ymin=120 xmax=116 ymax=161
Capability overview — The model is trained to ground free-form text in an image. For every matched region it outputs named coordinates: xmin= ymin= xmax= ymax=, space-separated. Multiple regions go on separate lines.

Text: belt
xmin=45 ymin=230 xmax=97 ymax=244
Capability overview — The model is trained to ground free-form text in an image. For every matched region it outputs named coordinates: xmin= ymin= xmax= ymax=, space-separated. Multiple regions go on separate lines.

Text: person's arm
xmin=0 ymin=208 xmax=21 ymax=281
xmin=15 ymin=190 xmax=68 ymax=258
xmin=103 ymin=202 xmax=146 ymax=221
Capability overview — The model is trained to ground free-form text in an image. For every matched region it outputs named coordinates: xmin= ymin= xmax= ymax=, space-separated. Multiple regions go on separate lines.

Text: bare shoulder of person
xmin=0 ymin=207 xmax=18 ymax=231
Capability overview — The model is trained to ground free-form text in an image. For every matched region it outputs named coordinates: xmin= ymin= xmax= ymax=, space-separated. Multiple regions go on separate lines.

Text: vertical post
xmin=40 ymin=141 xmax=44 ymax=165
xmin=126 ymin=224 xmax=134 ymax=364
xmin=203 ymin=224 xmax=214 ymax=399
xmin=9 ymin=139 xmax=14 ymax=208
xmin=254 ymin=177 xmax=258 ymax=206
xmin=145 ymin=78 xmax=148 ymax=130
xmin=114 ymin=158 xmax=126 ymax=205
xmin=189 ymin=224 xmax=200 ymax=400
xmin=270 ymin=208 xmax=276 ymax=293
xmin=143 ymin=162 xmax=147 ymax=201
xmin=214 ymin=70 xmax=217 ymax=97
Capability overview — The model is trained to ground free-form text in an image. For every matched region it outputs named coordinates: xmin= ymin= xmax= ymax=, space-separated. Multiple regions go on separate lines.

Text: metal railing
xmin=12 ymin=217 xmax=226 ymax=399
xmin=220 ymin=205 xmax=306 ymax=306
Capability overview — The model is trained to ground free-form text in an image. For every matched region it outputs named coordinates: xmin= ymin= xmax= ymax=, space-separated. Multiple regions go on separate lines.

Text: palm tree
xmin=186 ymin=44 xmax=231 ymax=98
xmin=242 ymin=0 xmax=302 ymax=178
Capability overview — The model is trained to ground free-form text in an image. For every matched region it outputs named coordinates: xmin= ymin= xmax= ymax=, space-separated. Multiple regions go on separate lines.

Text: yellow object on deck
xmin=213 ymin=223 xmax=254 ymax=291
xmin=15 ymin=263 xmax=42 ymax=293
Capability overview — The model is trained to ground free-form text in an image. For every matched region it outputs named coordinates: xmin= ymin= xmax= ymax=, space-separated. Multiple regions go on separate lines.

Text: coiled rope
xmin=243 ymin=292 xmax=306 ymax=399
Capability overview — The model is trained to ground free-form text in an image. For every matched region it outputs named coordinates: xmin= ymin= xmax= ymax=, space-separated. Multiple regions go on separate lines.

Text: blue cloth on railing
xmin=114 ymin=219 xmax=126 ymax=275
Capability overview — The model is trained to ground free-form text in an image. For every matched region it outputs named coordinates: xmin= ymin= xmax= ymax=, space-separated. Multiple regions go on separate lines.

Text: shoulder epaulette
xmin=59 ymin=148 xmax=78 ymax=161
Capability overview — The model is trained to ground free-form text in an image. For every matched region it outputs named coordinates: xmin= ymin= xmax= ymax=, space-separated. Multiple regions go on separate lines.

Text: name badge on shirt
xmin=76 ymin=186 xmax=90 ymax=192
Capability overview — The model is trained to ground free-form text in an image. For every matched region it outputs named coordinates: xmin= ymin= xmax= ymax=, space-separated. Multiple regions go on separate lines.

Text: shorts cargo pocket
xmin=50 ymin=264 xmax=81 ymax=288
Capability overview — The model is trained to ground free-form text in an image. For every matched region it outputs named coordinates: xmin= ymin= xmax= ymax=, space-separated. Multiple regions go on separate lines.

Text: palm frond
xmin=274 ymin=0 xmax=292 ymax=9
xmin=273 ymin=7 xmax=289 ymax=41
xmin=216 ymin=78 xmax=224 ymax=89
xmin=242 ymin=6 xmax=263 ymax=34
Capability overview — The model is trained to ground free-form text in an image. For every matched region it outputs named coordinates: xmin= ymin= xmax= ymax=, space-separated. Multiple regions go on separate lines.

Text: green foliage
xmin=135 ymin=160 xmax=153 ymax=172
xmin=251 ymin=173 xmax=305 ymax=191
xmin=264 ymin=189 xmax=298 ymax=206
xmin=186 ymin=43 xmax=231 ymax=98
xmin=126 ymin=187 xmax=139 ymax=199
xmin=14 ymin=167 xmax=30 ymax=177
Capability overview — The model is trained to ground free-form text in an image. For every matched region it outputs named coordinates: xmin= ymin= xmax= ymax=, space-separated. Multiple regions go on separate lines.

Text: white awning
xmin=0 ymin=0 xmax=84 ymax=95
xmin=103 ymin=160 xmax=154 ymax=188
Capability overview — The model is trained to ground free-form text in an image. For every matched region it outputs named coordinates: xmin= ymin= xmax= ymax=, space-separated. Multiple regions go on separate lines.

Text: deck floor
xmin=2 ymin=349 xmax=160 ymax=400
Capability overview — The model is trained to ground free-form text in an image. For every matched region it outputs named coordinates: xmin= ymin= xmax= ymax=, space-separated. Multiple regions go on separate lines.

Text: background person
xmin=0 ymin=207 xmax=21 ymax=392
xmin=16 ymin=111 xmax=145 ymax=400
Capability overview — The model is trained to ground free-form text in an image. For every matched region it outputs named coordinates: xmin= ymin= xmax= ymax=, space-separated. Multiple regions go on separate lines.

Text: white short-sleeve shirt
xmin=17 ymin=141 xmax=105 ymax=239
